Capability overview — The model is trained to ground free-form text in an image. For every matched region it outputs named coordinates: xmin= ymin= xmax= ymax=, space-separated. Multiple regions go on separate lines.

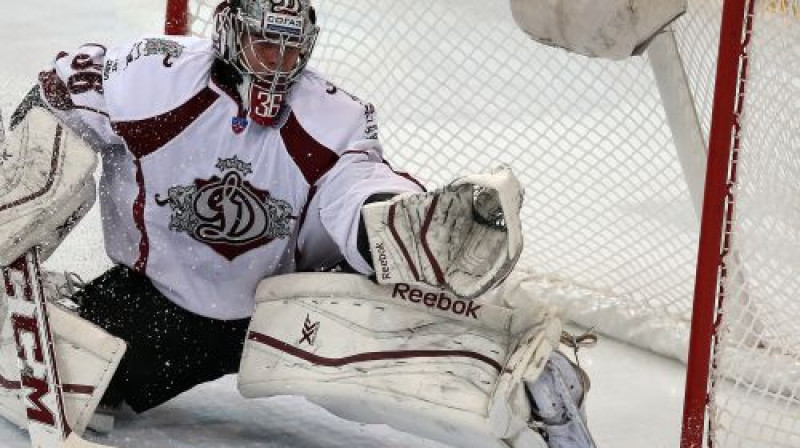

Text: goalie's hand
xmin=362 ymin=166 xmax=523 ymax=299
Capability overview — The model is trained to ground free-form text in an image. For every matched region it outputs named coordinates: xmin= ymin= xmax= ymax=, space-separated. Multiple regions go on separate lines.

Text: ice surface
xmin=0 ymin=329 xmax=685 ymax=448
xmin=0 ymin=1 xmax=686 ymax=446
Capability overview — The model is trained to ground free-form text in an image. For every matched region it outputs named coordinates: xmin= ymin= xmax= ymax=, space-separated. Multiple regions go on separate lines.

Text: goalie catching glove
xmin=362 ymin=166 xmax=523 ymax=299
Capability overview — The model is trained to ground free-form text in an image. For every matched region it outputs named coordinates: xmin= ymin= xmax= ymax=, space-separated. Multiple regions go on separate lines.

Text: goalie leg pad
xmin=0 ymin=270 xmax=126 ymax=436
xmin=239 ymin=273 xmax=561 ymax=448
xmin=0 ymin=105 xmax=97 ymax=266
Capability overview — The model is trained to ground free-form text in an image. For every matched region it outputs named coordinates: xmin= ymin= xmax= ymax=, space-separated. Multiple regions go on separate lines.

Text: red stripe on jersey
xmin=248 ymin=330 xmax=502 ymax=373
xmin=280 ymin=112 xmax=340 ymax=185
xmin=112 ymin=87 xmax=219 ymax=159
xmin=132 ymin=159 xmax=149 ymax=273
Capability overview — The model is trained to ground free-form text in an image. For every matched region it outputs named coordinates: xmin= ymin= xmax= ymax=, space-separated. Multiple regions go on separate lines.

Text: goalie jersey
xmin=38 ymin=35 xmax=422 ymax=320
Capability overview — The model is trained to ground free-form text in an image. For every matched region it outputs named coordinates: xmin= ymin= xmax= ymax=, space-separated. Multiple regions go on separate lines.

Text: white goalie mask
xmin=214 ymin=0 xmax=319 ymax=126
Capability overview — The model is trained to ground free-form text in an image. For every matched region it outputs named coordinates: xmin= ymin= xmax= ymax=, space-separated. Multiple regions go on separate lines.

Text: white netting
xmin=708 ymin=2 xmax=800 ymax=446
xmin=184 ymin=0 xmax=718 ymax=361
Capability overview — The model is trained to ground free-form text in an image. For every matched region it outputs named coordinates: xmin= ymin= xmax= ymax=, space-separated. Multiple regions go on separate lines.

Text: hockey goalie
xmin=0 ymin=1 xmax=595 ymax=447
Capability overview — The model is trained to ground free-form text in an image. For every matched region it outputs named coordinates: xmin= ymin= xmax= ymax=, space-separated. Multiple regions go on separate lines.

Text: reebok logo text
xmin=392 ymin=284 xmax=481 ymax=319
xmin=375 ymin=242 xmax=391 ymax=280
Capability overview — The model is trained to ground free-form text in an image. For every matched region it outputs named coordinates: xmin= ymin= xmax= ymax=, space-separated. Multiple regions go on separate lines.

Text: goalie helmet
xmin=213 ymin=0 xmax=319 ymax=126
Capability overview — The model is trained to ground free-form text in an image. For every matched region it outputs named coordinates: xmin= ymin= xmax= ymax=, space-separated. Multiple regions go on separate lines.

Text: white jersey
xmin=39 ymin=35 xmax=423 ymax=320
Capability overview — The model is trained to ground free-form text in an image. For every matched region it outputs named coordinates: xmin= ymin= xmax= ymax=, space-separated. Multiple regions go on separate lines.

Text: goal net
xmin=166 ymin=1 xmax=800 ymax=446
xmin=685 ymin=1 xmax=800 ymax=447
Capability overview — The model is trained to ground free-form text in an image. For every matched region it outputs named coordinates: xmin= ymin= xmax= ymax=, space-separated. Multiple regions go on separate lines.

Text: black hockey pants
xmin=74 ymin=265 xmax=250 ymax=413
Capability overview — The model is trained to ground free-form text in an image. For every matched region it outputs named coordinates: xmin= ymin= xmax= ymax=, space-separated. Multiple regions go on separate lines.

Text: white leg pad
xmin=239 ymin=273 xmax=561 ymax=448
xmin=0 ymin=105 xmax=97 ymax=266
xmin=0 ymin=287 xmax=126 ymax=436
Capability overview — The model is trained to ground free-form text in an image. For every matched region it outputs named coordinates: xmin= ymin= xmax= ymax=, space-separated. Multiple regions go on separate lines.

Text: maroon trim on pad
xmin=388 ymin=203 xmax=420 ymax=281
xmin=0 ymin=372 xmax=95 ymax=395
xmin=62 ymin=384 xmax=96 ymax=395
xmin=248 ymin=331 xmax=502 ymax=373
xmin=0 ymin=125 xmax=63 ymax=213
xmin=420 ymin=195 xmax=445 ymax=283
xmin=0 ymin=373 xmax=20 ymax=390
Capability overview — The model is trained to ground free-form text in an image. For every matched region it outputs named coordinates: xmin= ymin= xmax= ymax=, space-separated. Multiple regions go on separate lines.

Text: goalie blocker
xmin=239 ymin=272 xmax=569 ymax=448
xmin=0 ymin=95 xmax=97 ymax=266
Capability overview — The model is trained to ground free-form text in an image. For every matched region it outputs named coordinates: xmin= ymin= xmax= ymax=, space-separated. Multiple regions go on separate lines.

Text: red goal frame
xmin=681 ymin=0 xmax=755 ymax=446
xmin=165 ymin=0 xmax=191 ymax=36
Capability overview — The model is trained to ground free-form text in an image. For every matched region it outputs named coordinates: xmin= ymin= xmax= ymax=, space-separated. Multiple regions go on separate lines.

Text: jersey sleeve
xmin=38 ymin=43 xmax=123 ymax=149
xmin=290 ymin=82 xmax=423 ymax=274
xmin=312 ymin=149 xmax=425 ymax=274
xmin=36 ymin=36 xmax=215 ymax=151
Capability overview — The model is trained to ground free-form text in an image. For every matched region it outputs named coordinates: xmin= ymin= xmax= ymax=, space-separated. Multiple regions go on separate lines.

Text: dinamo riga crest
xmin=156 ymin=156 xmax=294 ymax=260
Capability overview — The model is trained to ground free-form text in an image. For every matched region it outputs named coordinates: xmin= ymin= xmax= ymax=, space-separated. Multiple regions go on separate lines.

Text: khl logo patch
xmin=231 ymin=116 xmax=248 ymax=134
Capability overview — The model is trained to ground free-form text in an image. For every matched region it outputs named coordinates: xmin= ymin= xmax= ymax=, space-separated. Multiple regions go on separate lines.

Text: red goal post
xmin=164 ymin=0 xmax=191 ymax=35
xmin=163 ymin=1 xmax=800 ymax=447
xmin=682 ymin=0 xmax=751 ymax=446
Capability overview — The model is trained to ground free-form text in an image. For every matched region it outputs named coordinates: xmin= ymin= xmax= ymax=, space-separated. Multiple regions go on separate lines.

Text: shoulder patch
xmin=289 ymin=71 xmax=380 ymax=146
xmin=102 ymin=36 xmax=215 ymax=121
xmin=322 ymin=80 xmax=378 ymax=140
xmin=140 ymin=38 xmax=186 ymax=67
xmin=105 ymin=37 xmax=186 ymax=79
xmin=103 ymin=36 xmax=211 ymax=81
